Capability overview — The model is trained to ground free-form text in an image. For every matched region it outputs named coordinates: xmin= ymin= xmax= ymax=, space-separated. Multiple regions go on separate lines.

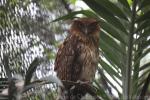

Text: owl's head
xmin=70 ymin=18 xmax=100 ymax=35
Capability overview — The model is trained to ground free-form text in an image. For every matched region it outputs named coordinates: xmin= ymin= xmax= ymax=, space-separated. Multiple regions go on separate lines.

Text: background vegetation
xmin=0 ymin=0 xmax=150 ymax=99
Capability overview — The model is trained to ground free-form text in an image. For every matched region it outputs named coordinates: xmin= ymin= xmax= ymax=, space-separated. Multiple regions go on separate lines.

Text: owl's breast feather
xmin=76 ymin=41 xmax=99 ymax=81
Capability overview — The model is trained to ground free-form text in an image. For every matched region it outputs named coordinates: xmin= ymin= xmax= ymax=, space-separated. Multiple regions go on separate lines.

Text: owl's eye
xmin=89 ymin=22 xmax=99 ymax=27
xmin=89 ymin=22 xmax=99 ymax=29
xmin=77 ymin=22 xmax=84 ymax=28
xmin=74 ymin=20 xmax=84 ymax=28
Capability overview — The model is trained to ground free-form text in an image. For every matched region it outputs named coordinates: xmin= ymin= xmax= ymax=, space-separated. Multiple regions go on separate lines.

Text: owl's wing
xmin=54 ymin=35 xmax=81 ymax=81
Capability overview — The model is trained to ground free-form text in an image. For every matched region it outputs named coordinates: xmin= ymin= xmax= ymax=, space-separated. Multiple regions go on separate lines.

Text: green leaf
xmin=139 ymin=62 xmax=150 ymax=71
xmin=100 ymin=64 xmax=122 ymax=88
xmin=51 ymin=10 xmax=99 ymax=22
xmin=134 ymin=70 xmax=150 ymax=96
xmin=100 ymin=19 xmax=127 ymax=45
xmin=100 ymin=42 xmax=122 ymax=68
xmin=136 ymin=10 xmax=150 ymax=22
xmin=136 ymin=20 xmax=150 ymax=32
xmin=118 ymin=0 xmax=130 ymax=10
xmin=139 ymin=0 xmax=150 ymax=10
xmin=135 ymin=47 xmax=150 ymax=60
xmin=94 ymin=0 xmax=128 ymax=20
xmin=138 ymin=70 xmax=150 ymax=87
xmin=69 ymin=0 xmax=77 ymax=4
xmin=141 ymin=40 xmax=150 ymax=50
xmin=134 ymin=48 xmax=150 ymax=68
xmin=100 ymin=29 xmax=125 ymax=55
xmin=135 ymin=40 xmax=150 ymax=56
xmin=138 ymin=73 xmax=150 ymax=99
xmin=100 ymin=31 xmax=123 ymax=68
xmin=24 ymin=58 xmax=42 ymax=86
xmin=99 ymin=61 xmax=122 ymax=90
xmin=134 ymin=29 xmax=150 ymax=47
xmin=97 ymin=67 xmax=121 ymax=96
xmin=141 ymin=28 xmax=150 ymax=38
xmin=94 ymin=80 xmax=111 ymax=100
xmin=83 ymin=0 xmax=127 ymax=34
xmin=100 ymin=60 xmax=121 ymax=80
xmin=127 ymin=0 xmax=132 ymax=6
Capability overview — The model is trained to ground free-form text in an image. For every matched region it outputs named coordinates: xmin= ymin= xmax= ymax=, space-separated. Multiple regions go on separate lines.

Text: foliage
xmin=0 ymin=0 xmax=67 ymax=99
xmin=53 ymin=0 xmax=150 ymax=99
xmin=0 ymin=0 xmax=150 ymax=99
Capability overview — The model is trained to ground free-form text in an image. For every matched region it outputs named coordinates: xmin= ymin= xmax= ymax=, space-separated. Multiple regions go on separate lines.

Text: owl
xmin=54 ymin=18 xmax=100 ymax=99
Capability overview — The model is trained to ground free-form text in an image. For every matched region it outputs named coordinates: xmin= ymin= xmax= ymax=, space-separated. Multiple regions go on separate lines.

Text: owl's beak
xmin=81 ymin=24 xmax=89 ymax=34
xmin=84 ymin=28 xmax=88 ymax=34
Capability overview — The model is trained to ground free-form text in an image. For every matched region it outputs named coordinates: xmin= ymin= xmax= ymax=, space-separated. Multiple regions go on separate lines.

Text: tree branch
xmin=61 ymin=80 xmax=101 ymax=100
xmin=124 ymin=0 xmax=138 ymax=99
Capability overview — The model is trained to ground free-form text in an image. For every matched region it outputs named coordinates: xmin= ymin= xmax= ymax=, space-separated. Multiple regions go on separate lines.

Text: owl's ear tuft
xmin=72 ymin=20 xmax=84 ymax=28
xmin=91 ymin=21 xmax=100 ymax=25
xmin=73 ymin=20 xmax=82 ymax=24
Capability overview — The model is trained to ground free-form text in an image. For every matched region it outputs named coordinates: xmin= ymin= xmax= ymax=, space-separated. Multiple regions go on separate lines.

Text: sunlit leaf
xmin=95 ymin=0 xmax=128 ymax=20
xmin=100 ymin=31 xmax=123 ymax=68
xmin=118 ymin=0 xmax=130 ymax=10
xmin=100 ymin=20 xmax=127 ymax=45
xmin=51 ymin=10 xmax=99 ymax=22
xmin=94 ymin=80 xmax=111 ymax=100
xmin=136 ymin=10 xmax=150 ymax=22
xmin=83 ymin=0 xmax=127 ymax=34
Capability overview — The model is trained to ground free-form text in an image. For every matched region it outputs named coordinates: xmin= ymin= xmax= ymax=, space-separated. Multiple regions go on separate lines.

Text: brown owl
xmin=54 ymin=18 xmax=100 ymax=99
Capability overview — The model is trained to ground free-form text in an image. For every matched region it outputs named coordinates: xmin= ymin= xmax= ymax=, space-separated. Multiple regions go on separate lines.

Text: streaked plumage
xmin=54 ymin=18 xmax=100 ymax=87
